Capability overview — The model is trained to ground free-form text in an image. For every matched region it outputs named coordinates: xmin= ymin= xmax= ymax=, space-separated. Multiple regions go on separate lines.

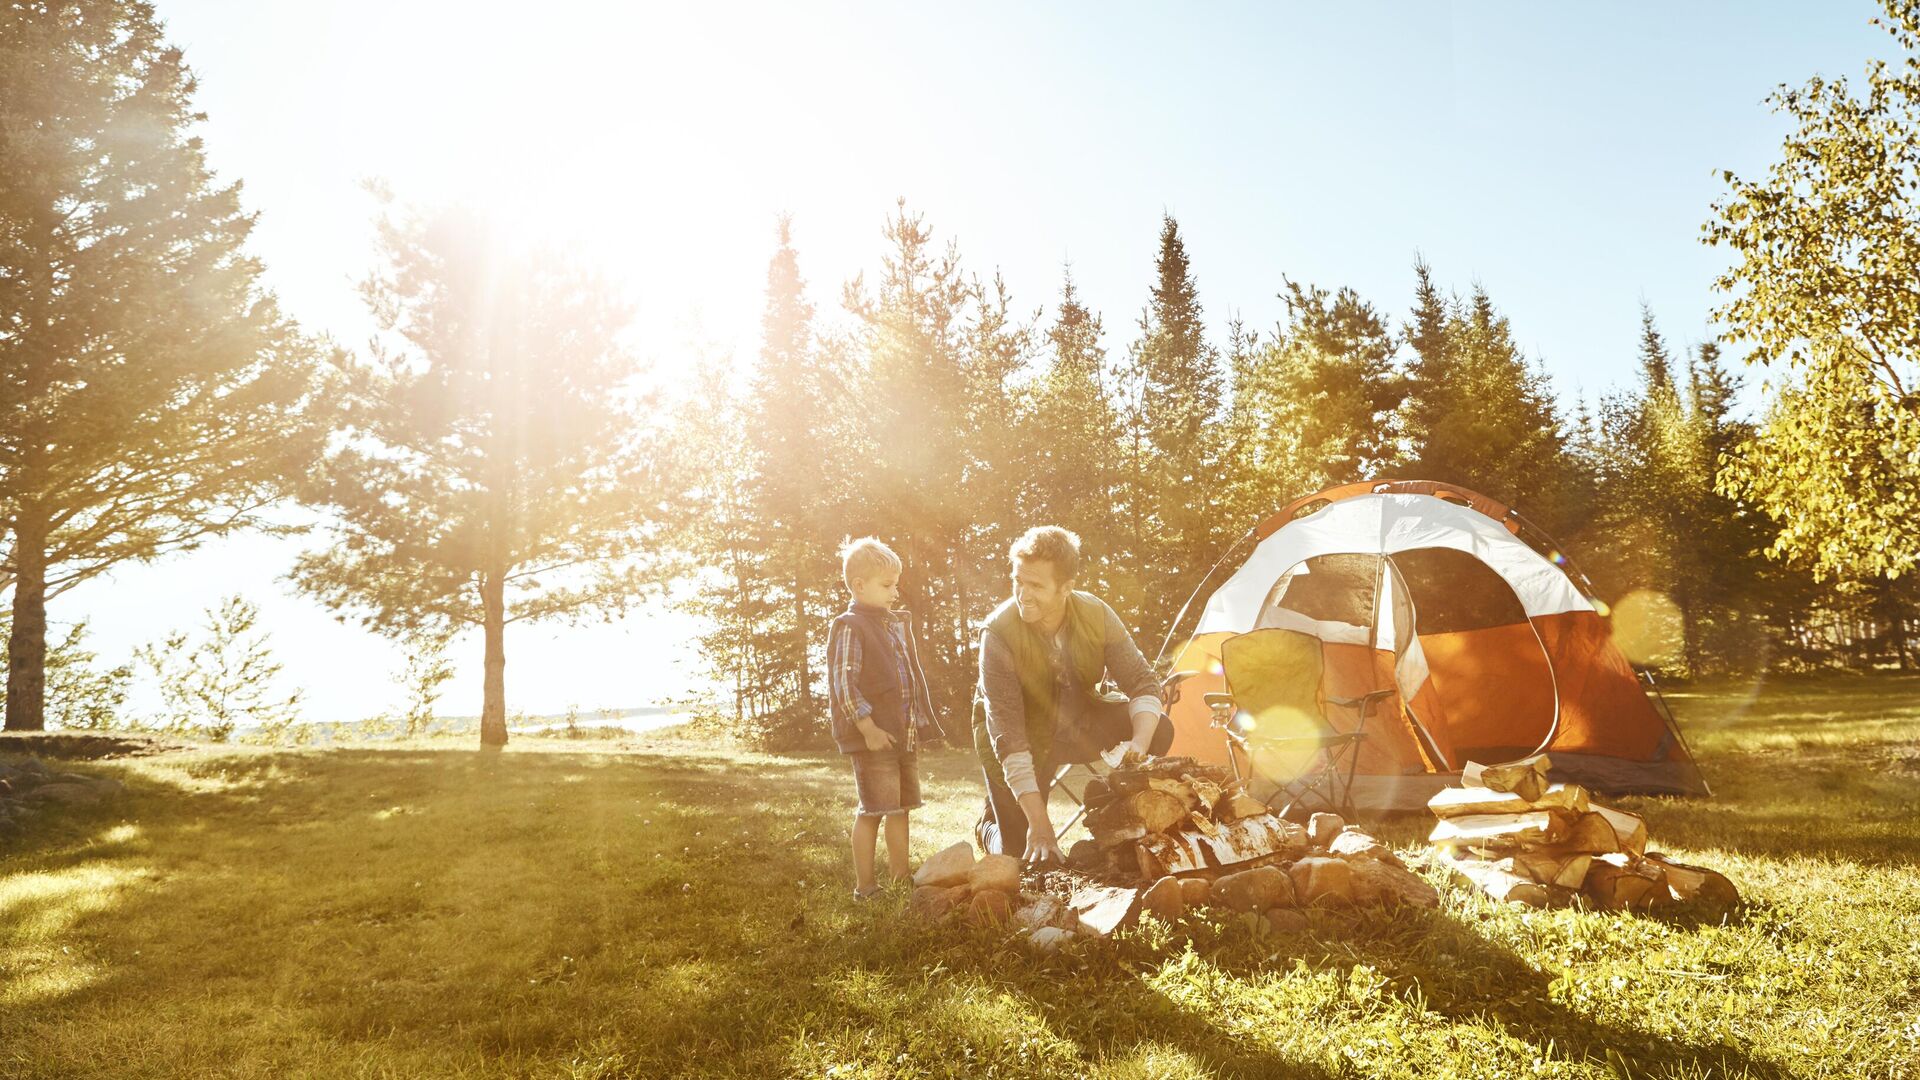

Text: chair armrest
xmin=1202 ymin=692 xmax=1235 ymax=708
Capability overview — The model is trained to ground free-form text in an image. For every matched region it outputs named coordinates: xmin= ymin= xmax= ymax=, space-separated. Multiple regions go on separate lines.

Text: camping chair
xmin=1204 ymin=627 xmax=1394 ymax=819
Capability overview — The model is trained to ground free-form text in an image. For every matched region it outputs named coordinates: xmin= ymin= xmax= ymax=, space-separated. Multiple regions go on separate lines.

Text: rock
xmin=1028 ymin=926 xmax=1075 ymax=952
xmin=1347 ymin=857 xmax=1441 ymax=908
xmin=1138 ymin=876 xmax=1185 ymax=923
xmin=1211 ymin=866 xmax=1292 ymax=912
xmin=1013 ymin=895 xmax=1066 ymax=930
xmin=18 ymin=757 xmax=49 ymax=776
xmin=969 ymin=888 xmax=1013 ymax=926
xmin=1264 ymin=908 xmax=1311 ymax=933
xmin=1068 ymin=885 xmax=1140 ymax=936
xmin=1307 ymin=812 xmax=1346 ymax=847
xmin=1327 ymin=829 xmax=1399 ymax=865
xmin=914 ymin=842 xmax=976 ymax=888
xmin=1178 ymin=878 xmax=1212 ymax=908
xmin=1289 ymin=856 xmax=1355 ymax=906
xmin=25 ymin=782 xmax=106 ymax=806
xmin=968 ymin=853 xmax=1021 ymax=894
xmin=909 ymin=884 xmax=969 ymax=919
xmin=1066 ymin=839 xmax=1103 ymax=871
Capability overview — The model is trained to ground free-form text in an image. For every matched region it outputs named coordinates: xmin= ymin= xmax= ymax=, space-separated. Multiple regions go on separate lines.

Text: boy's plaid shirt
xmin=827 ymin=604 xmax=935 ymax=751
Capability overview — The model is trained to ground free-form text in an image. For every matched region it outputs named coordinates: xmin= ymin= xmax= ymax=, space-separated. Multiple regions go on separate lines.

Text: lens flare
xmin=1242 ymin=705 xmax=1321 ymax=783
xmin=1549 ymin=550 xmax=1568 ymax=567
xmin=1610 ymin=589 xmax=1685 ymax=666
xmin=1592 ymin=597 xmax=1612 ymax=618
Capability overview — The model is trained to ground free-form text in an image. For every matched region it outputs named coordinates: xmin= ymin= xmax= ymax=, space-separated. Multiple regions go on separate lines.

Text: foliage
xmin=1397 ymin=264 xmax=1582 ymax=535
xmin=134 ymin=595 xmax=302 ymax=742
xmin=390 ymin=629 xmax=456 ymax=738
xmin=1705 ymin=0 xmax=1920 ymax=580
xmin=0 ymin=615 xmax=131 ymax=731
xmin=0 ymin=1 xmax=328 ymax=731
xmin=291 ymin=199 xmax=656 ymax=746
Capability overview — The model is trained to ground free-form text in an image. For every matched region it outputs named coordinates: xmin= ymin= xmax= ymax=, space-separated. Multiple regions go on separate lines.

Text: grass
xmin=2 ymin=673 xmax=1917 ymax=1079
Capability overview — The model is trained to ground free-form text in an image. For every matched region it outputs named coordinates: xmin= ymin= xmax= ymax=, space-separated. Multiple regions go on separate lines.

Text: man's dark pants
xmin=976 ymin=701 xmax=1175 ymax=856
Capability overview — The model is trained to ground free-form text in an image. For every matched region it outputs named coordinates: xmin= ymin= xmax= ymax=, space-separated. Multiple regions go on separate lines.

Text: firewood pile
xmin=908 ymin=753 xmax=1440 ymax=948
xmin=1428 ymin=753 xmax=1738 ymax=913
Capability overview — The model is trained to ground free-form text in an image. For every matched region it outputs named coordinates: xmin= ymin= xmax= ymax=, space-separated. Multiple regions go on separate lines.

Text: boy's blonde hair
xmin=840 ymin=536 xmax=902 ymax=590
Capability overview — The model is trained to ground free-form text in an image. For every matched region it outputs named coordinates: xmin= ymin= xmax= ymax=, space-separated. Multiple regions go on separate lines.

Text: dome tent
xmin=1161 ymin=480 xmax=1709 ymax=811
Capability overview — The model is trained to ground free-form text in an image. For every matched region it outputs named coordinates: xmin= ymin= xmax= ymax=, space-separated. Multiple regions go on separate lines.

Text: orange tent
xmin=1162 ymin=480 xmax=1708 ymax=810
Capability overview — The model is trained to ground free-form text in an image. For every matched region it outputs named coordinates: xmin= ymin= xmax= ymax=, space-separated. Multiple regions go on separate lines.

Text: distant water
xmin=515 ymin=709 xmax=691 ymax=736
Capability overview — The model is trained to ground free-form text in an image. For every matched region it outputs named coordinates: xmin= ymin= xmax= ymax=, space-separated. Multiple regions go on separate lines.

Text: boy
xmin=827 ymin=537 xmax=939 ymax=899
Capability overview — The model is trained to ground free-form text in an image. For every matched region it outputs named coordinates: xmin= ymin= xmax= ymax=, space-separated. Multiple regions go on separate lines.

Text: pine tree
xmin=1397 ymin=270 xmax=1578 ymax=533
xmin=0 ymin=3 xmax=327 ymax=730
xmin=739 ymin=216 xmax=844 ymax=743
xmin=1120 ymin=215 xmax=1227 ymax=644
xmin=292 ymin=204 xmax=654 ymax=748
xmin=841 ymin=200 xmax=976 ymax=709
xmin=1020 ymin=270 xmax=1123 ymax=594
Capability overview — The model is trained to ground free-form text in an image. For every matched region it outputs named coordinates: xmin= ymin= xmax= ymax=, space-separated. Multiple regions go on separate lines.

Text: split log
xmin=1216 ymin=792 xmax=1272 ymax=822
xmin=1644 ymin=852 xmax=1740 ymax=909
xmin=1553 ymin=812 xmax=1623 ymax=855
xmin=1147 ymin=777 xmax=1207 ymax=812
xmin=1462 ymin=754 xmax=1552 ymax=803
xmin=1498 ymin=850 xmax=1592 ymax=890
xmin=1448 ymin=857 xmax=1552 ymax=907
xmin=1086 ymin=789 xmax=1189 ymax=842
xmin=1591 ymin=804 xmax=1648 ymax=856
xmin=1582 ymin=853 xmax=1667 ymax=912
xmin=1428 ymin=810 xmax=1568 ymax=849
xmin=1134 ymin=813 xmax=1307 ymax=877
xmin=1186 ymin=774 xmax=1225 ymax=810
xmin=1427 ymin=782 xmax=1590 ymax=818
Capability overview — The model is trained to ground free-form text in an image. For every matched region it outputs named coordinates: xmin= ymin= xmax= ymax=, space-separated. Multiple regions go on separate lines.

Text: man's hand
xmin=857 ymin=719 xmax=896 ymax=752
xmin=1022 ymin=829 xmax=1064 ymax=867
xmin=1014 ymin=789 xmax=1062 ymax=866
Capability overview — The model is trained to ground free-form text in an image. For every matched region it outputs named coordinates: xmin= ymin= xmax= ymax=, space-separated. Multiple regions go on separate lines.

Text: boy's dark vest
xmin=970 ymin=591 xmax=1108 ymax=784
xmin=831 ymin=606 xmax=909 ymax=745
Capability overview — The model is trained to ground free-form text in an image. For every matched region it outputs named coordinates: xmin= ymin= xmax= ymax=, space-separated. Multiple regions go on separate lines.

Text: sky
xmin=48 ymin=0 xmax=1893 ymax=723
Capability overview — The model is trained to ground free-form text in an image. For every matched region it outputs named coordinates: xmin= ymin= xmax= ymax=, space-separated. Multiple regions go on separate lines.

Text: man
xmin=972 ymin=525 xmax=1174 ymax=864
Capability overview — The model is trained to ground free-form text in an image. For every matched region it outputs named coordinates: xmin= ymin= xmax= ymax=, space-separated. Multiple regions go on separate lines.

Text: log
xmin=1428 ymin=811 xmax=1567 ymax=849
xmin=1185 ymin=774 xmax=1225 ymax=810
xmin=1148 ymin=777 xmax=1203 ymax=810
xmin=1643 ymin=852 xmax=1740 ymax=909
xmin=1087 ymin=789 xmax=1189 ymax=841
xmin=1449 ymin=857 xmax=1552 ymax=907
xmin=1427 ymin=782 xmax=1590 ymax=818
xmin=1591 ymin=804 xmax=1648 ymax=856
xmin=1461 ymin=754 xmax=1552 ymax=802
xmin=1135 ymin=813 xmax=1307 ymax=876
xmin=1553 ymin=812 xmax=1623 ymax=855
xmin=1498 ymin=850 xmax=1592 ymax=890
xmin=1217 ymin=793 xmax=1272 ymax=822
xmin=1582 ymin=853 xmax=1667 ymax=912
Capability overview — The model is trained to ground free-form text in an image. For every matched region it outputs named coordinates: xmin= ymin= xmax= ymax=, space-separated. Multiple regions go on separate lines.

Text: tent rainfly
xmin=1161 ymin=480 xmax=1710 ymax=811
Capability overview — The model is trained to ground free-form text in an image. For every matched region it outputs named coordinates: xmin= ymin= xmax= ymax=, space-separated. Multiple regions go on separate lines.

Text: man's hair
xmin=840 ymin=536 xmax=902 ymax=589
xmin=1009 ymin=525 xmax=1080 ymax=582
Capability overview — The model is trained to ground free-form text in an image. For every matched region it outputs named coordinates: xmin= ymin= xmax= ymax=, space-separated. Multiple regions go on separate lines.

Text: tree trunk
xmin=4 ymin=511 xmax=49 ymax=732
xmin=793 ymin=573 xmax=811 ymax=714
xmin=479 ymin=571 xmax=508 ymax=748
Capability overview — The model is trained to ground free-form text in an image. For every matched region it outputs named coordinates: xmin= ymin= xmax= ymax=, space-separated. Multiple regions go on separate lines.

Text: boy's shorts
xmin=850 ymin=747 xmax=922 ymax=817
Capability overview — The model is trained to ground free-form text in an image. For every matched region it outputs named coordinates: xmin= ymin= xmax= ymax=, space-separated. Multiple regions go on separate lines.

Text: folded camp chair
xmin=1204 ymin=627 xmax=1394 ymax=819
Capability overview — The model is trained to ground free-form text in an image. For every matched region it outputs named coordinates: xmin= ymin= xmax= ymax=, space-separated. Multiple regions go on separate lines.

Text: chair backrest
xmin=1219 ymin=628 xmax=1330 ymax=739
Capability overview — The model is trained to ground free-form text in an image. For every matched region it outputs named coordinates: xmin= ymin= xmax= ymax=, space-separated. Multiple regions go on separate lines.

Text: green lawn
xmin=3 ymin=674 xmax=1918 ymax=1079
